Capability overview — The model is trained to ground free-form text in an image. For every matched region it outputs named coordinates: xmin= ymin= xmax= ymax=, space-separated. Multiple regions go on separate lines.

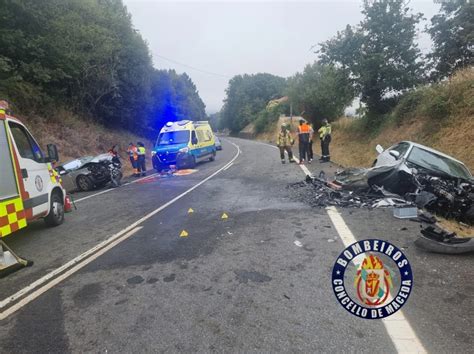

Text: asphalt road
xmin=0 ymin=137 xmax=472 ymax=353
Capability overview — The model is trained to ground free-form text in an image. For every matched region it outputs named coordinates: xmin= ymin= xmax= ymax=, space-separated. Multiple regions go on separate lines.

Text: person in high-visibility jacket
xmin=127 ymin=142 xmax=139 ymax=176
xmin=318 ymin=119 xmax=332 ymax=162
xmin=136 ymin=142 xmax=147 ymax=177
xmin=276 ymin=124 xmax=295 ymax=164
xmin=297 ymin=119 xmax=311 ymax=164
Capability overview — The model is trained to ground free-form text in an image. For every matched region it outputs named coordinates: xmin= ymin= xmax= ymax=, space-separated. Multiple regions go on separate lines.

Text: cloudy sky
xmin=123 ymin=0 xmax=441 ymax=113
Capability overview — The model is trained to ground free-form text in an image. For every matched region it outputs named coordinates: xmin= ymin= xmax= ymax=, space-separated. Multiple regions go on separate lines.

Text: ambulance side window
xmin=9 ymin=123 xmax=44 ymax=162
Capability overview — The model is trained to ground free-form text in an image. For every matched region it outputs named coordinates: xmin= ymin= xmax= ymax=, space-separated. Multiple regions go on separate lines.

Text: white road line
xmin=74 ymin=173 xmax=159 ymax=203
xmin=326 ymin=207 xmax=426 ymax=353
xmin=0 ymin=141 xmax=241 ymax=319
xmin=0 ymin=226 xmax=142 ymax=321
xmin=254 ymin=138 xmax=426 ymax=353
xmin=223 ymin=162 xmax=233 ymax=171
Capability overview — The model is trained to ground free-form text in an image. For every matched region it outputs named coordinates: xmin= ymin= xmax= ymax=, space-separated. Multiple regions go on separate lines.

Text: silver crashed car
xmin=374 ymin=141 xmax=472 ymax=181
xmin=56 ymin=154 xmax=122 ymax=192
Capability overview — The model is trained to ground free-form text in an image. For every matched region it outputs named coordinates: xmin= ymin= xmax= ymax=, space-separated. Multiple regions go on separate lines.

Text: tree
xmin=428 ymin=0 xmax=474 ymax=80
xmin=220 ymin=73 xmax=286 ymax=133
xmin=319 ymin=0 xmax=424 ymax=123
xmin=286 ymin=62 xmax=355 ymax=124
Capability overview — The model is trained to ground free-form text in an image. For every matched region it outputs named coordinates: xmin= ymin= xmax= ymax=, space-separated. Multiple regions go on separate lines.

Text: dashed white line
xmin=0 ymin=141 xmax=241 ymax=320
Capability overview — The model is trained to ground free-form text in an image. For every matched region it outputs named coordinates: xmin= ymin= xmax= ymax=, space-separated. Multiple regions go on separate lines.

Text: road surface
xmin=0 ymin=137 xmax=472 ymax=353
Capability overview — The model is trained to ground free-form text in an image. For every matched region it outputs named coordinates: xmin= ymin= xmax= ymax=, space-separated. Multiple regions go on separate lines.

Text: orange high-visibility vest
xmin=298 ymin=123 xmax=310 ymax=134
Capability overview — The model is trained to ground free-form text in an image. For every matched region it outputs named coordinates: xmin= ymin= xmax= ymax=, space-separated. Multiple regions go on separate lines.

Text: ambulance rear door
xmin=0 ymin=120 xmax=27 ymax=237
xmin=7 ymin=120 xmax=51 ymax=217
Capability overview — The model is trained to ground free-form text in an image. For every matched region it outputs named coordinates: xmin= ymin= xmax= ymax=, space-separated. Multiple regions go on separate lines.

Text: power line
xmin=153 ymin=53 xmax=231 ymax=79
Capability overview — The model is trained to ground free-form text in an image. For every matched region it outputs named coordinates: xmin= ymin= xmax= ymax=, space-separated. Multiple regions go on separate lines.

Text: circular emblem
xmin=35 ymin=175 xmax=44 ymax=192
xmin=332 ymin=239 xmax=413 ymax=319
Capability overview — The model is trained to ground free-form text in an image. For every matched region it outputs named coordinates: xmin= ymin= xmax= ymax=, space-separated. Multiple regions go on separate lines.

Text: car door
xmin=8 ymin=121 xmax=50 ymax=216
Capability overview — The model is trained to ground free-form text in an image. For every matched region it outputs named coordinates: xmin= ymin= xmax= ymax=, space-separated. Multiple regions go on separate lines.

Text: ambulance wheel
xmin=44 ymin=192 xmax=65 ymax=227
xmin=77 ymin=175 xmax=93 ymax=191
xmin=209 ymin=152 xmax=216 ymax=161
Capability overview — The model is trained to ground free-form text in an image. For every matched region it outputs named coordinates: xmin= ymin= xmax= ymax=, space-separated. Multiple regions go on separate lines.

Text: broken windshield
xmin=157 ymin=131 xmax=190 ymax=146
xmin=407 ymin=147 xmax=472 ymax=180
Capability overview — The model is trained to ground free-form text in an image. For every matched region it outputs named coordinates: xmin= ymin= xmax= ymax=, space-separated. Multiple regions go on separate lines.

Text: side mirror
xmin=47 ymin=144 xmax=59 ymax=162
xmin=375 ymin=144 xmax=384 ymax=154
xmin=389 ymin=150 xmax=401 ymax=159
xmin=192 ymin=137 xmax=198 ymax=145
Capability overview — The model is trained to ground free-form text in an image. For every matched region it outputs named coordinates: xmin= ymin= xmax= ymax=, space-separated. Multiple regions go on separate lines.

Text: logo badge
xmin=332 ymin=239 xmax=413 ymax=319
xmin=35 ymin=175 xmax=44 ymax=192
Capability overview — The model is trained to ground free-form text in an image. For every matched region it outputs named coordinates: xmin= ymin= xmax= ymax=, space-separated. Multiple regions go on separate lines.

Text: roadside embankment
xmin=17 ymin=109 xmax=153 ymax=175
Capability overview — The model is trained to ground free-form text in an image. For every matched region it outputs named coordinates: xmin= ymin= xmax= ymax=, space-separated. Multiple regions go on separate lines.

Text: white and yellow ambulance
xmin=151 ymin=120 xmax=216 ymax=171
xmin=0 ymin=104 xmax=67 ymax=240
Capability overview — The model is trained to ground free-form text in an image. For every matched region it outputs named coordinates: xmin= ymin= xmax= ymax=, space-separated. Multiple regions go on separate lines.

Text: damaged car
xmin=56 ymin=154 xmax=123 ymax=192
xmin=333 ymin=141 xmax=474 ymax=224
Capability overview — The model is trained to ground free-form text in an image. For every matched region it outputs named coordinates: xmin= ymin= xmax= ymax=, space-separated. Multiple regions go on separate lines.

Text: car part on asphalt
xmin=415 ymin=225 xmax=474 ymax=254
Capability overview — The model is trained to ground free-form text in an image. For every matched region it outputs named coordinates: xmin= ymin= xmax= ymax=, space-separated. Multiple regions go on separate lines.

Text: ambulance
xmin=152 ymin=120 xmax=216 ymax=171
xmin=0 ymin=104 xmax=67 ymax=239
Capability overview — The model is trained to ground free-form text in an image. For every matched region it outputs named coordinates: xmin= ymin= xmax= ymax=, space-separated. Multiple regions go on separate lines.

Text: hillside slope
xmin=17 ymin=110 xmax=152 ymax=175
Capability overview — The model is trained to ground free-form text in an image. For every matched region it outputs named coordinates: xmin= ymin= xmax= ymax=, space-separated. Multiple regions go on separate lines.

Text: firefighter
xmin=137 ymin=142 xmax=147 ymax=177
xmin=318 ymin=119 xmax=332 ymax=162
xmin=127 ymin=142 xmax=139 ymax=176
xmin=276 ymin=124 xmax=295 ymax=164
xmin=297 ymin=119 xmax=311 ymax=164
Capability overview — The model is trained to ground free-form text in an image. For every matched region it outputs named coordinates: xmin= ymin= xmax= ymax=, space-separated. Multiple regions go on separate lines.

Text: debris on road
xmin=294 ymin=240 xmax=303 ymax=247
xmin=289 ymin=160 xmax=473 ymax=225
xmin=415 ymin=225 xmax=474 ymax=254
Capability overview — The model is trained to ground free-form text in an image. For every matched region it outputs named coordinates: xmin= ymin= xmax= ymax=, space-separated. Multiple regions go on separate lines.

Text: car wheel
xmin=44 ymin=192 xmax=65 ymax=227
xmin=179 ymin=156 xmax=196 ymax=169
xmin=77 ymin=175 xmax=94 ymax=191
xmin=209 ymin=152 xmax=216 ymax=161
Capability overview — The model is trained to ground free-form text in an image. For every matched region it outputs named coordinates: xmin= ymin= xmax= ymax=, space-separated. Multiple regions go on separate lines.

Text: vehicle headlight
xmin=179 ymin=147 xmax=189 ymax=153
xmin=151 ymin=151 xmax=156 ymax=156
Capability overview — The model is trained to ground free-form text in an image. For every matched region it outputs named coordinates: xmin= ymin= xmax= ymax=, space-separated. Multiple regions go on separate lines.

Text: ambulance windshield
xmin=157 ymin=131 xmax=190 ymax=146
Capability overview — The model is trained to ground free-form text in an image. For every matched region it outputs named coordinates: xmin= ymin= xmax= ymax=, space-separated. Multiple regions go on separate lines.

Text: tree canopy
xmin=220 ymin=73 xmax=286 ymax=133
xmin=428 ymin=0 xmax=474 ymax=80
xmin=286 ymin=63 xmax=355 ymax=124
xmin=0 ymin=0 xmax=205 ymax=136
xmin=319 ymin=0 xmax=424 ymax=122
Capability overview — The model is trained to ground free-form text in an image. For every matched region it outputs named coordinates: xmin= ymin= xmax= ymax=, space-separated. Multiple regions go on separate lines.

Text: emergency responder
xmin=127 ymin=143 xmax=138 ymax=176
xmin=308 ymin=123 xmax=315 ymax=163
xmin=276 ymin=124 xmax=295 ymax=164
xmin=136 ymin=142 xmax=147 ymax=176
xmin=318 ymin=119 xmax=332 ymax=162
xmin=297 ymin=119 xmax=311 ymax=164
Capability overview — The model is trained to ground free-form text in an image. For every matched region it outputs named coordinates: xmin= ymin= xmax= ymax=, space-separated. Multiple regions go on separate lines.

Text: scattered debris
xmin=294 ymin=240 xmax=303 ymax=247
xmin=415 ymin=225 xmax=474 ymax=254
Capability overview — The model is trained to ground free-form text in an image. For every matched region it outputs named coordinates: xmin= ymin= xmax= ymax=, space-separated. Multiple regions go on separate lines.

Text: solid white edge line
xmin=0 ymin=141 xmax=241 ymax=318
xmin=254 ymin=138 xmax=426 ymax=353
xmin=0 ymin=226 xmax=143 ymax=321
xmin=325 ymin=207 xmax=426 ymax=353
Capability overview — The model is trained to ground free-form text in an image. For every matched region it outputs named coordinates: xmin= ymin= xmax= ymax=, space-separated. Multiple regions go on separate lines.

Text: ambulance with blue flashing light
xmin=151 ymin=120 xmax=216 ymax=172
xmin=0 ymin=102 xmax=69 ymax=239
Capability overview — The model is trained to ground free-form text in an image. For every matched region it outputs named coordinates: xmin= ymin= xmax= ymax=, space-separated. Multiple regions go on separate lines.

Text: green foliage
xmin=286 ymin=62 xmax=354 ymax=125
xmin=428 ymin=0 xmax=474 ymax=80
xmin=0 ymin=0 xmax=205 ymax=137
xmin=254 ymin=106 xmax=282 ymax=134
xmin=220 ymin=73 xmax=286 ymax=133
xmin=319 ymin=0 xmax=424 ymax=123
xmin=389 ymin=68 xmax=474 ymax=125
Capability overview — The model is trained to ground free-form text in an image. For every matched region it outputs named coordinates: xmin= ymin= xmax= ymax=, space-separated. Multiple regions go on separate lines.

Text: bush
xmin=391 ymin=89 xmax=425 ymax=124
xmin=254 ymin=107 xmax=281 ymax=134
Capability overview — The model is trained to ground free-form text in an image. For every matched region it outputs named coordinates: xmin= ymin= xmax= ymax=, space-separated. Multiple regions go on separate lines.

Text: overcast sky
xmin=123 ymin=0 xmax=441 ymax=114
